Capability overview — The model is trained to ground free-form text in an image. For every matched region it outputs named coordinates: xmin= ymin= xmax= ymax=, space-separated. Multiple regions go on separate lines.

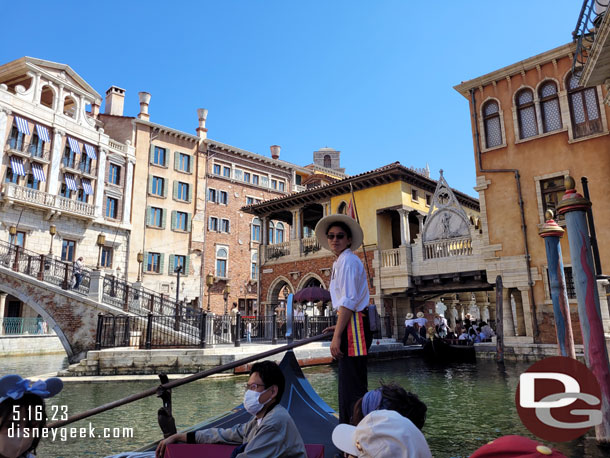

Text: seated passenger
xmin=155 ymin=361 xmax=306 ymax=458
xmin=458 ymin=329 xmax=469 ymax=341
xmin=332 ymin=409 xmax=432 ymax=458
xmin=475 ymin=329 xmax=488 ymax=343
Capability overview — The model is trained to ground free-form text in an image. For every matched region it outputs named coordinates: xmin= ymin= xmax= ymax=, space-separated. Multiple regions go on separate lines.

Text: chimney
xmin=197 ymin=108 xmax=208 ymax=140
xmin=138 ymin=92 xmax=151 ymax=121
xmin=91 ymin=99 xmax=101 ymax=118
xmin=270 ymin=145 xmax=280 ymax=160
xmin=104 ymin=86 xmax=125 ymax=116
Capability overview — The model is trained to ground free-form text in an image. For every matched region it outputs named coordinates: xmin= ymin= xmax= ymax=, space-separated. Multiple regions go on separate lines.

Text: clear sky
xmin=0 ymin=1 xmax=582 ymax=197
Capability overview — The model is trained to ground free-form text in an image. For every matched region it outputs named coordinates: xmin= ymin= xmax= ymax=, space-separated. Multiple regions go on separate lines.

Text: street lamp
xmin=48 ymin=225 xmax=56 ymax=256
xmin=96 ymin=233 xmax=106 ymax=269
xmin=8 ymin=225 xmax=16 ymax=243
xmin=206 ymin=272 xmax=214 ymax=312
xmin=137 ymin=252 xmax=144 ymax=282
xmin=223 ymin=284 xmax=231 ymax=315
xmin=175 ymin=265 xmax=183 ymax=304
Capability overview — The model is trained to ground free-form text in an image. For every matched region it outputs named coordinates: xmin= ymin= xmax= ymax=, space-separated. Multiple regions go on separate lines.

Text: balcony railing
xmin=6 ymin=142 xmax=51 ymax=162
xmin=2 ymin=183 xmax=95 ymax=218
xmin=380 ymin=248 xmax=401 ymax=267
xmin=301 ymin=236 xmax=321 ymax=255
xmin=0 ymin=317 xmax=55 ymax=335
xmin=423 ymin=237 xmax=473 ymax=260
xmin=572 ymin=0 xmax=609 ymax=77
xmin=108 ymin=139 xmax=127 ymax=153
xmin=266 ymin=241 xmax=290 ymax=260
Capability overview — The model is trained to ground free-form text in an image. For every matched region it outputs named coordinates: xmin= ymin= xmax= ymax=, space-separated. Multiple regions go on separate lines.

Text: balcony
xmin=265 ymin=241 xmax=290 ymax=260
xmin=573 ymin=0 xmax=610 ymax=86
xmin=423 ymin=236 xmax=473 ymax=259
xmin=5 ymin=142 xmax=51 ymax=164
xmin=61 ymin=157 xmax=96 ymax=179
xmin=2 ymin=183 xmax=95 ymax=219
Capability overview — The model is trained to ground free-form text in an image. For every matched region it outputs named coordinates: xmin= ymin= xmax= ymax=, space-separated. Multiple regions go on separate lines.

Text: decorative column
xmin=0 ymin=292 xmax=6 ymax=336
xmin=0 ymin=107 xmax=11 ymax=165
xmin=557 ymin=176 xmax=610 ymax=441
xmin=123 ymin=159 xmax=134 ymax=223
xmin=94 ymin=148 xmax=107 ymax=218
xmin=416 ymin=214 xmax=425 ymax=237
xmin=538 ymin=210 xmax=576 ymax=358
xmin=47 ymin=128 xmax=65 ymax=195
xmin=397 ymin=209 xmax=409 ymax=246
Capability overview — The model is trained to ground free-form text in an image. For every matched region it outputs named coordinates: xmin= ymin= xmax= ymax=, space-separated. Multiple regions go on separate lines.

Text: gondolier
xmin=316 ymin=214 xmax=372 ymax=424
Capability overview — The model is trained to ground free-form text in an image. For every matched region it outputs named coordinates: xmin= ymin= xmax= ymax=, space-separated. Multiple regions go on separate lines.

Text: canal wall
xmin=0 ymin=334 xmax=65 ymax=357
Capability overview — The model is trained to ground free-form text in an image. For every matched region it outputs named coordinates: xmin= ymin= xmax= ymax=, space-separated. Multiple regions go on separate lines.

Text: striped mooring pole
xmin=538 ymin=210 xmax=576 ymax=359
xmin=557 ymin=176 xmax=610 ymax=442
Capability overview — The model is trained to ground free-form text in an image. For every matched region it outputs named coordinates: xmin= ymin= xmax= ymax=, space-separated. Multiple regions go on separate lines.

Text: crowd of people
xmin=402 ymin=311 xmax=496 ymax=346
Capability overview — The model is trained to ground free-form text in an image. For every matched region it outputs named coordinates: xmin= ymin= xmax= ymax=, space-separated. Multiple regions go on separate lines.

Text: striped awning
xmin=10 ymin=156 xmax=25 ymax=176
xmin=67 ymin=137 xmax=81 ymax=154
xmin=65 ymin=173 xmax=77 ymax=191
xmin=31 ymin=163 xmax=46 ymax=182
xmin=35 ymin=124 xmax=51 ymax=143
xmin=14 ymin=116 xmax=30 ymax=135
xmin=81 ymin=178 xmax=93 ymax=195
xmin=84 ymin=144 xmax=97 ymax=160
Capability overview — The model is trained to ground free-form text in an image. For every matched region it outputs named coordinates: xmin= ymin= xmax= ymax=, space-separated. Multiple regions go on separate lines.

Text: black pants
xmin=338 ymin=310 xmax=373 ymax=424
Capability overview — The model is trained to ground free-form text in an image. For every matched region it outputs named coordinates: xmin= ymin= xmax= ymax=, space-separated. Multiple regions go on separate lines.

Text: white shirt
xmin=415 ymin=317 xmax=427 ymax=327
xmin=405 ymin=319 xmax=415 ymax=327
xmin=330 ymin=248 xmax=369 ymax=312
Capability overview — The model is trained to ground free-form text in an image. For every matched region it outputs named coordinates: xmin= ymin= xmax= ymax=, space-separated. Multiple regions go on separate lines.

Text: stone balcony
xmin=5 ymin=142 xmax=51 ymax=164
xmin=1 ymin=182 xmax=95 ymax=219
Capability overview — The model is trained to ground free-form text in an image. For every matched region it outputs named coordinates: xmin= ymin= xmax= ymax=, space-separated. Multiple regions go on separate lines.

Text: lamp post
xmin=48 ymin=225 xmax=56 ymax=256
xmin=223 ymin=284 xmax=231 ymax=315
xmin=137 ymin=252 xmax=144 ymax=282
xmin=206 ymin=273 xmax=214 ymax=312
xmin=96 ymin=233 xmax=106 ymax=269
xmin=8 ymin=225 xmax=16 ymax=244
xmin=175 ymin=265 xmax=183 ymax=304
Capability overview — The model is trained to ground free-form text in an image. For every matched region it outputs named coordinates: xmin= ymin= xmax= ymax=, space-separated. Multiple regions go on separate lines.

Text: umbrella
xmin=294 ymin=286 xmax=331 ymax=303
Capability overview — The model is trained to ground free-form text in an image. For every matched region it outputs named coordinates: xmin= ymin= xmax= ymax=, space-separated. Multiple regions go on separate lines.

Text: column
xmin=57 ymin=85 xmax=65 ymax=114
xmin=122 ymin=160 xmax=134 ymax=223
xmin=47 ymin=128 xmax=65 ymax=195
xmin=0 ymin=107 xmax=11 ymax=167
xmin=261 ymin=216 xmax=269 ymax=245
xmin=517 ymin=287 xmax=533 ymax=337
xmin=397 ymin=209 xmax=408 ymax=246
xmin=94 ymin=148 xmax=107 ymax=218
xmin=290 ymin=210 xmax=298 ymax=239
xmin=0 ymin=293 xmax=7 ymax=335
xmin=416 ymin=214 xmax=425 ymax=237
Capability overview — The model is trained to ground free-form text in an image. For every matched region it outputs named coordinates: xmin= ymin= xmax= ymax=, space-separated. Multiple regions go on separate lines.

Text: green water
xmin=6 ymin=355 xmax=609 ymax=457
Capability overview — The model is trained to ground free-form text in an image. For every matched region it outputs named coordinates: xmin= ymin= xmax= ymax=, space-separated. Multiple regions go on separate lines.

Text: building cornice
xmin=135 ymin=118 xmax=200 ymax=142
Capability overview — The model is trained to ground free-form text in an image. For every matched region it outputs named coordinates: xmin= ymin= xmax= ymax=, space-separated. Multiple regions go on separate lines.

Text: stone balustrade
xmin=3 ymin=183 xmax=95 ymax=218
xmin=380 ymin=248 xmax=401 ymax=267
xmin=423 ymin=236 xmax=473 ymax=259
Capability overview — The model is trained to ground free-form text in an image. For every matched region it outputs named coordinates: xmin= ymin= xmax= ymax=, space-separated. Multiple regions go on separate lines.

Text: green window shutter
xmin=149 ymin=144 xmax=155 ymax=164
xmin=171 ymin=210 xmax=177 ymax=230
xmin=189 ymin=155 xmax=194 ymax=173
xmin=165 ymin=149 xmax=170 ymax=167
xmin=173 ymin=181 xmax=178 ymax=200
xmin=187 ymin=213 xmax=192 ymax=232
xmin=146 ymin=206 xmax=151 ymax=226
xmin=188 ymin=184 xmax=193 ymax=203
xmin=161 ymin=209 xmax=166 ymax=229
xmin=159 ymin=253 xmax=165 ymax=274
xmin=143 ymin=251 xmax=149 ymax=272
xmin=184 ymin=255 xmax=190 ymax=276
xmin=163 ymin=178 xmax=168 ymax=198
xmin=174 ymin=151 xmax=179 ymax=170
xmin=169 ymin=254 xmax=175 ymax=275
xmin=148 ymin=176 xmax=153 ymax=194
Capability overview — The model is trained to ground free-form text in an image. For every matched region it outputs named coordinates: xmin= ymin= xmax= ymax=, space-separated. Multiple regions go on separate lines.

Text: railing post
xmin=234 ymin=312 xmax=241 ymax=347
xmin=62 ymin=262 xmax=70 ymax=290
xmin=89 ymin=270 xmax=104 ymax=303
xmin=272 ymin=312 xmax=277 ymax=345
xmin=123 ymin=316 xmax=130 ymax=347
xmin=304 ymin=314 xmax=309 ymax=338
xmin=124 ymin=284 xmax=130 ymax=312
xmin=200 ymin=313 xmax=207 ymax=349
xmin=174 ymin=302 xmax=181 ymax=331
xmin=38 ymin=254 xmax=45 ymax=280
xmin=12 ymin=245 xmax=20 ymax=271
xmin=26 ymin=255 xmax=32 ymax=276
xmin=145 ymin=313 xmax=153 ymax=350
xmin=95 ymin=313 xmax=103 ymax=350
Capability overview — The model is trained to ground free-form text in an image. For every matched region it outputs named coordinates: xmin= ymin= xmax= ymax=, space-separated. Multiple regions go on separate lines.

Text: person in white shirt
xmin=316 ymin=214 xmax=372 ymax=424
xmin=415 ymin=312 xmax=428 ymax=341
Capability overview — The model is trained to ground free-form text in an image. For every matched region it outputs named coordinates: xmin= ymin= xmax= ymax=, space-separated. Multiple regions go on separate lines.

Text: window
xmin=540 ymin=177 xmax=565 ymax=221
xmin=251 ymin=251 xmax=258 ymax=279
xmin=425 ymin=194 xmax=431 ymax=206
xmin=175 ymin=211 xmax=188 ymax=231
xmin=63 ymin=146 xmax=76 ymax=169
xmin=411 ymin=189 xmax=418 ymax=201
xmin=568 ymin=72 xmax=603 ymax=139
xmin=546 ymin=266 xmax=576 ymax=299
xmin=9 ymin=126 xmax=25 ymax=151
xmin=147 ymin=252 xmax=161 ymax=273
xmin=9 ymin=231 xmax=25 ymax=247
xmin=516 ymin=89 xmax=538 ymax=139
xmin=26 ymin=174 xmax=40 ymax=190
xmin=5 ymin=168 xmax=18 ymax=184
xmin=79 ymin=154 xmax=92 ymax=174
xmin=106 ymin=197 xmax=118 ymax=219
xmin=244 ymin=172 xmax=251 ymax=183
xmin=213 ymin=164 xmax=221 ymax=175
xmin=219 ymin=190 xmax=228 ymax=204
xmin=77 ymin=189 xmax=88 ymax=203
xmin=221 ymin=218 xmax=230 ymax=233
xmin=246 ymin=196 xmax=261 ymax=205
xmin=539 ymin=81 xmax=562 ymax=133
xmin=483 ymin=100 xmax=503 ymax=148
xmin=61 ymin=240 xmax=76 ymax=262
xmin=234 ymin=169 xmax=243 ymax=180
xmin=59 ymin=184 xmax=71 ymax=198
xmin=252 ymin=217 xmax=261 ymax=241
xmin=151 ymin=176 xmax=165 ymax=197
xmin=271 ymin=179 xmax=277 ymax=190
xmin=176 ymin=182 xmax=189 ymax=201
xmin=108 ymin=164 xmax=121 ymax=185
xmin=216 ymin=247 xmax=228 ymax=278
xmin=276 ymin=222 xmax=284 ymax=243
xmin=261 ymin=176 xmax=269 ymax=187
xmin=223 ymin=166 xmax=231 ymax=177
xmin=173 ymin=255 xmax=186 ymax=274
xmin=29 ymin=133 xmax=44 ymax=157
xmin=101 ymin=246 xmax=113 ymax=268
xmin=149 ymin=207 xmax=164 ymax=227
xmin=252 ymin=175 xmax=259 ymax=185
xmin=152 ymin=146 xmax=167 ymax=166
xmin=177 ymin=153 xmax=191 ymax=173
xmin=208 ymin=188 xmax=217 ymax=202
xmin=324 ymin=155 xmax=332 ymax=168
xmin=209 ymin=216 xmax=219 ymax=231
xmin=268 ymin=222 xmax=275 ymax=244
xmin=278 ymin=181 xmax=285 ymax=192
xmin=337 ymin=202 xmax=347 ymax=214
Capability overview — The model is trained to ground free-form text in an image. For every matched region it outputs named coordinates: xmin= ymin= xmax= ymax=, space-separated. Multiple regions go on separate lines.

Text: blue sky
xmin=1 ymin=1 xmax=582 ymax=197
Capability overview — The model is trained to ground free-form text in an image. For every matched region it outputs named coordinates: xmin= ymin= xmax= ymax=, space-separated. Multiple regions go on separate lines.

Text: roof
xmin=241 ymin=162 xmax=479 ymax=214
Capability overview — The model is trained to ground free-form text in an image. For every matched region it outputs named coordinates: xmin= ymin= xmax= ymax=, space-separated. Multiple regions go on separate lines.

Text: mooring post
xmin=538 ymin=210 xmax=576 ymax=359
xmin=557 ymin=176 xmax=610 ymax=442
xmin=495 ymin=275 xmax=504 ymax=363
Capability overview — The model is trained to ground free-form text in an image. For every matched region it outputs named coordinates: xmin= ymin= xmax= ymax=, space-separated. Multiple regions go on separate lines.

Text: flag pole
xmin=349 ymin=182 xmax=373 ymax=288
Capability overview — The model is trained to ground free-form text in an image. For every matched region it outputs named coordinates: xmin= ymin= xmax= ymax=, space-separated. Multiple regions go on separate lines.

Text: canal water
xmin=4 ymin=353 xmax=608 ymax=457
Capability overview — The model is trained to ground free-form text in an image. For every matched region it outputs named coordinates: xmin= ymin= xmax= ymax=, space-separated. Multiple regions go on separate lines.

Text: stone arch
xmin=296 ymin=273 xmax=327 ymax=291
xmin=63 ymin=95 xmax=78 ymax=119
xmin=40 ymin=84 xmax=57 ymax=110
xmin=512 ymin=84 xmax=536 ymax=106
xmin=535 ymin=77 xmax=561 ymax=95
xmin=337 ymin=201 xmax=348 ymax=215
xmin=422 ymin=208 xmax=470 ymax=242
xmin=267 ymin=275 xmax=295 ymax=313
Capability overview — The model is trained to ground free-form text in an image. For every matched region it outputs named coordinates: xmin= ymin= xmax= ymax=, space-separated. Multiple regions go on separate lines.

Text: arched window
xmin=251 ymin=251 xmax=258 ymax=279
xmin=539 ymin=81 xmax=562 ymax=133
xmin=63 ymin=96 xmax=77 ymax=118
xmin=337 ymin=202 xmax=347 ymax=215
xmin=276 ymin=222 xmax=284 ymax=243
xmin=323 ymin=155 xmax=331 ymax=168
xmin=483 ymin=100 xmax=502 ymax=148
xmin=516 ymin=89 xmax=538 ymax=139
xmin=567 ymin=72 xmax=602 ymax=138
xmin=216 ymin=247 xmax=228 ymax=278
xmin=40 ymin=85 xmax=54 ymax=109
xmin=251 ymin=217 xmax=261 ymax=242
xmin=268 ymin=222 xmax=275 ymax=244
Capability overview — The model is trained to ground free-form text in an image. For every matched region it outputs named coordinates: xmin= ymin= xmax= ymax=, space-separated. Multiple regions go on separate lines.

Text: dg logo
xmin=516 ymin=356 xmax=602 ymax=442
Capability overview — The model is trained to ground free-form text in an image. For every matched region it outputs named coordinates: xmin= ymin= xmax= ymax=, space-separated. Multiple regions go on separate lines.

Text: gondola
xmin=110 ymin=350 xmax=339 ymax=458
xmin=422 ymin=337 xmax=476 ymax=363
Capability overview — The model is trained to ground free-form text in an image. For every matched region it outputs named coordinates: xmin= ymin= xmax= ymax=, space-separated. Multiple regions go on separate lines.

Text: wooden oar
xmin=48 ymin=332 xmax=331 ymax=429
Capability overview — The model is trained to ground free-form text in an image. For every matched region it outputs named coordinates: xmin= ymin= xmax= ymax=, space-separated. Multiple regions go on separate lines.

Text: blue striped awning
xmin=31 ymin=163 xmax=46 ymax=182
xmin=14 ymin=116 xmax=30 ymax=135
xmin=35 ymin=124 xmax=51 ymax=143
xmin=67 ymin=137 xmax=81 ymax=155
xmin=81 ymin=178 xmax=93 ymax=195
xmin=10 ymin=156 xmax=25 ymax=176
xmin=65 ymin=173 xmax=77 ymax=191
xmin=84 ymin=144 xmax=97 ymax=160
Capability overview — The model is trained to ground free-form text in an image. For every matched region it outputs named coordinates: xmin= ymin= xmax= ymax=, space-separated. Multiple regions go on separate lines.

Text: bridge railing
xmin=0 ymin=317 xmax=54 ymax=335
xmin=423 ymin=236 xmax=473 ymax=259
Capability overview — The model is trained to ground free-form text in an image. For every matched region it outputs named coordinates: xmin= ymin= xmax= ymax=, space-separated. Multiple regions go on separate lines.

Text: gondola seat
xmin=165 ymin=443 xmax=324 ymax=458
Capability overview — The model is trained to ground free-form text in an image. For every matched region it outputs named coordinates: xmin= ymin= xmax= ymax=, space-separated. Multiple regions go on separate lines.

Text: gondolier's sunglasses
xmin=326 ymin=233 xmax=346 ymax=240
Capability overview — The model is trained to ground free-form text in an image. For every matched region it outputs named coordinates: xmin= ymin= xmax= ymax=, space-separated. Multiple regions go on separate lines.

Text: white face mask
xmin=243 ymin=387 xmax=271 ymax=416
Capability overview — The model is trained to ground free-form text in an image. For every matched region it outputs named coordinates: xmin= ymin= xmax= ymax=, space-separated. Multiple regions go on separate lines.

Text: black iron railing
xmin=572 ymin=0 xmax=609 ymax=76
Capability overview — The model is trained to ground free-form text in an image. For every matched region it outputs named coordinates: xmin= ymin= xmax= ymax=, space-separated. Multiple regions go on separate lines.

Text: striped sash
xmin=347 ymin=311 xmax=367 ymax=357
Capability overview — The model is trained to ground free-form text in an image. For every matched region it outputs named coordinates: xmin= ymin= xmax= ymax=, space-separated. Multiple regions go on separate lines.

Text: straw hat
xmin=315 ymin=214 xmax=364 ymax=252
xmin=406 ymin=313 xmax=414 ymax=320
xmin=416 ymin=312 xmax=424 ymax=318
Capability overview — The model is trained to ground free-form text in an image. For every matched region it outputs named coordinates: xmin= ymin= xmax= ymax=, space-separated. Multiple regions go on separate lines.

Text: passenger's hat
xmin=0 ymin=374 xmax=63 ymax=403
xmin=469 ymin=435 xmax=566 ymax=457
xmin=406 ymin=313 xmax=414 ymax=319
xmin=315 ymin=214 xmax=364 ymax=252
xmin=416 ymin=312 xmax=424 ymax=318
xmin=332 ymin=410 xmax=432 ymax=458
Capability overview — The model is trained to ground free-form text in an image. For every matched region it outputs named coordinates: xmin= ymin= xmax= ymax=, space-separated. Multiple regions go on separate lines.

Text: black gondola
xmin=422 ymin=338 xmax=476 ymax=363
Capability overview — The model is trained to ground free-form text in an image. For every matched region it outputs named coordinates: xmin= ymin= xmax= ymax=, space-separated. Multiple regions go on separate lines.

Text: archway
xmin=267 ymin=276 xmax=294 ymax=316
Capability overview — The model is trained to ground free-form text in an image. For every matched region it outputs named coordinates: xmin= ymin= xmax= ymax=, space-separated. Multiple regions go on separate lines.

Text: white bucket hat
xmin=416 ymin=312 xmax=424 ymax=318
xmin=314 ymin=214 xmax=364 ymax=252
xmin=332 ymin=410 xmax=432 ymax=458
xmin=406 ymin=313 xmax=414 ymax=320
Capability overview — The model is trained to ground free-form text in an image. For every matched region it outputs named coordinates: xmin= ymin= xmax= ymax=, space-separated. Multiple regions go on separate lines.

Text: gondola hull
xmin=422 ymin=338 xmax=476 ymax=363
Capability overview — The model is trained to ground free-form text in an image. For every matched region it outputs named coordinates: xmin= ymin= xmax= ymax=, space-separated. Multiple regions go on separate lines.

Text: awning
xmin=67 ymin=137 xmax=81 ymax=155
xmin=35 ymin=124 xmax=51 ymax=143
xmin=14 ymin=116 xmax=30 ymax=135
xmin=65 ymin=174 xmax=77 ymax=191
xmin=31 ymin=163 xmax=46 ymax=182
xmin=84 ymin=144 xmax=97 ymax=160
xmin=10 ymin=156 xmax=25 ymax=176
xmin=81 ymin=178 xmax=93 ymax=195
